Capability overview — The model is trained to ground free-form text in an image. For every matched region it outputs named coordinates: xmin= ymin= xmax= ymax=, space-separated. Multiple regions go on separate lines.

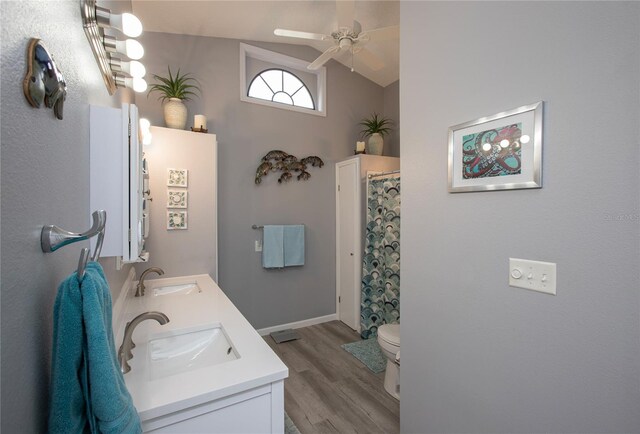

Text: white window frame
xmin=240 ymin=43 xmax=327 ymax=117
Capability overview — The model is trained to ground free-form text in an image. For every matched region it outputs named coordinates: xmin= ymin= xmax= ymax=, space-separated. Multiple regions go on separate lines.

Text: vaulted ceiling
xmin=132 ymin=1 xmax=399 ymax=87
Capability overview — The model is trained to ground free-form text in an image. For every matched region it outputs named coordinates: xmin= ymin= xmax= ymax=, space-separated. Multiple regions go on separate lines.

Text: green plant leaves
xmin=147 ymin=66 xmax=201 ymax=102
xmin=359 ymin=112 xmax=393 ymax=138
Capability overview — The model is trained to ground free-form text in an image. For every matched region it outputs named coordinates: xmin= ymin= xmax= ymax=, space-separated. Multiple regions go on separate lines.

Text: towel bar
xmin=252 ymin=224 xmax=304 ymax=230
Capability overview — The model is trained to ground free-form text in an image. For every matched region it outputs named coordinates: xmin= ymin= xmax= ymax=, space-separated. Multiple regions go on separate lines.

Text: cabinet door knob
xmin=144 ymin=190 xmax=151 ymax=195
xmin=350 ymin=253 xmax=354 ymax=256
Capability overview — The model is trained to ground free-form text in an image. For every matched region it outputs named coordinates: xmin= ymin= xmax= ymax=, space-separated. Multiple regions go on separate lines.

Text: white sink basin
xmin=153 ymin=282 xmax=201 ymax=296
xmin=147 ymin=326 xmax=239 ymax=380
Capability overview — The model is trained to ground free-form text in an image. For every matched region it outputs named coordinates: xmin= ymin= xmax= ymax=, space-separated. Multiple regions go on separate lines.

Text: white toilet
xmin=377 ymin=323 xmax=400 ymax=400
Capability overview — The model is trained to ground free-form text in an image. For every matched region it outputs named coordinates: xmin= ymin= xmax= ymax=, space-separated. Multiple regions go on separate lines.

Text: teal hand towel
xmin=263 ymin=225 xmax=284 ymax=268
xmin=284 ymin=225 xmax=305 ymax=267
xmin=49 ymin=262 xmax=141 ymax=434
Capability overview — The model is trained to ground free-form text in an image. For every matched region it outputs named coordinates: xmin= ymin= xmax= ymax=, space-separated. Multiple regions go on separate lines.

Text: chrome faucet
xmin=135 ymin=267 xmax=164 ymax=297
xmin=118 ymin=311 xmax=169 ymax=374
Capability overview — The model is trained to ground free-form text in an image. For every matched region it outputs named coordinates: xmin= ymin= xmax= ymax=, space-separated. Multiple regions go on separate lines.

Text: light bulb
xmin=520 ymin=135 xmax=531 ymax=144
xmin=482 ymin=143 xmax=491 ymax=151
xmin=105 ymin=36 xmax=144 ymax=60
xmin=110 ymin=58 xmax=146 ymax=78
xmin=139 ymin=118 xmax=151 ymax=132
xmin=123 ymin=39 xmax=144 ymax=60
xmin=130 ymin=77 xmax=147 ymax=92
xmin=117 ymin=76 xmax=147 ymax=92
xmin=95 ymin=7 xmax=143 ymax=37
xmin=500 ymin=139 xmax=510 ymax=148
xmin=114 ymin=13 xmax=143 ymax=38
xmin=125 ymin=60 xmax=146 ymax=78
xmin=142 ymin=132 xmax=152 ymax=146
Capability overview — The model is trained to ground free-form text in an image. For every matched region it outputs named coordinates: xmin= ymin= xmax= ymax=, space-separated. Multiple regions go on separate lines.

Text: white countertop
xmin=115 ymin=274 xmax=288 ymax=422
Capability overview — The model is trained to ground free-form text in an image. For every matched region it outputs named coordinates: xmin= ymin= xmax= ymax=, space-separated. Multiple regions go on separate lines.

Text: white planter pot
xmin=163 ymin=98 xmax=187 ymax=129
xmin=366 ymin=133 xmax=384 ymax=156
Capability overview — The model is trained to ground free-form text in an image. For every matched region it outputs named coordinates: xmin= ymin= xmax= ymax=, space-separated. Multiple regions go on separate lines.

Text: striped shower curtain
xmin=360 ymin=175 xmax=400 ymax=339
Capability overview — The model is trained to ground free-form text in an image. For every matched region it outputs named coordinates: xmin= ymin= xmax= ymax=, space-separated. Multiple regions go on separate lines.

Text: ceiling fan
xmin=273 ymin=0 xmax=398 ymax=72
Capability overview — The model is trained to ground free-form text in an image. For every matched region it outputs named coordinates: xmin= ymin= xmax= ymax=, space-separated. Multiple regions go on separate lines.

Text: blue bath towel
xmin=49 ymin=262 xmax=141 ymax=434
xmin=284 ymin=225 xmax=305 ymax=267
xmin=263 ymin=225 xmax=285 ymax=268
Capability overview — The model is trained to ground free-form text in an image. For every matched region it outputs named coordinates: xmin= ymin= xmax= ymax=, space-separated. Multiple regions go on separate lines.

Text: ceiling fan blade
xmin=358 ymin=25 xmax=400 ymax=43
xmin=274 ymin=28 xmax=330 ymax=41
xmin=355 ymin=47 xmax=385 ymax=71
xmin=336 ymin=0 xmax=355 ymax=29
xmin=308 ymin=46 xmax=341 ymax=70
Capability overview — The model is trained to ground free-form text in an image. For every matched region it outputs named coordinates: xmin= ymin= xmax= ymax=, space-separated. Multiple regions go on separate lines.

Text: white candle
xmin=194 ymin=114 xmax=207 ymax=130
xmin=356 ymin=141 xmax=365 ymax=152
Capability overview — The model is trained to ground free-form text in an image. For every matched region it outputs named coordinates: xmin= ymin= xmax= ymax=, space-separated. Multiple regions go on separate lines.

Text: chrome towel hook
xmin=41 ymin=210 xmax=107 ymax=280
xmin=41 ymin=210 xmax=106 ymax=253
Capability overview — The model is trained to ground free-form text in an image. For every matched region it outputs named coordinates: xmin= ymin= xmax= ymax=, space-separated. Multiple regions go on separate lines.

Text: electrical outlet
xmin=509 ymin=258 xmax=556 ymax=295
xmin=255 ymin=240 xmax=262 ymax=252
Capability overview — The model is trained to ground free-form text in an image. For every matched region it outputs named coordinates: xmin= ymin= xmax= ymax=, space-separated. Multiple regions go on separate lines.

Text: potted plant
xmin=359 ymin=113 xmax=393 ymax=155
xmin=148 ymin=66 xmax=200 ymax=129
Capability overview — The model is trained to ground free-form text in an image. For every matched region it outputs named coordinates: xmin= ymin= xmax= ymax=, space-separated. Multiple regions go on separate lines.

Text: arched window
xmin=248 ymin=69 xmax=315 ymax=110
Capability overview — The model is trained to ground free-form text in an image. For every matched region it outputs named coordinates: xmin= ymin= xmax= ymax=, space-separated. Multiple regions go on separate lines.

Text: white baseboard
xmin=257 ymin=313 xmax=338 ymax=336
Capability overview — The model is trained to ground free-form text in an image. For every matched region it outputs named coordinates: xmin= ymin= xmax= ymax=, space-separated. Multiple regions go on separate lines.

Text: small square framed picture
xmin=167 ymin=168 xmax=188 ymax=188
xmin=448 ymin=101 xmax=543 ymax=192
xmin=167 ymin=210 xmax=187 ymax=230
xmin=167 ymin=189 xmax=187 ymax=208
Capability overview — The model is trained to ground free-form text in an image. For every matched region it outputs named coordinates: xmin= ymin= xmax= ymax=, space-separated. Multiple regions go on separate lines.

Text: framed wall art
xmin=167 ymin=168 xmax=188 ymax=187
xmin=167 ymin=189 xmax=187 ymax=208
xmin=167 ymin=210 xmax=187 ymax=230
xmin=448 ymin=101 xmax=543 ymax=192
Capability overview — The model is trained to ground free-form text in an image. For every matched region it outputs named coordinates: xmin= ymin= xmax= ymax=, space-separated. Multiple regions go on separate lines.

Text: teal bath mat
xmin=341 ymin=338 xmax=386 ymax=374
xmin=285 ymin=412 xmax=301 ymax=434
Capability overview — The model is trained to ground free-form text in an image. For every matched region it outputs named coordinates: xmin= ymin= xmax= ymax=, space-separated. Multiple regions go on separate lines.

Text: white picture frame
xmin=167 ymin=189 xmax=187 ymax=208
xmin=167 ymin=168 xmax=188 ymax=188
xmin=167 ymin=210 xmax=187 ymax=230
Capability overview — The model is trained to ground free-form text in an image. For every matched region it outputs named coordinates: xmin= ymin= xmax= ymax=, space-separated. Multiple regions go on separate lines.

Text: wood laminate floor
xmin=264 ymin=321 xmax=400 ymax=434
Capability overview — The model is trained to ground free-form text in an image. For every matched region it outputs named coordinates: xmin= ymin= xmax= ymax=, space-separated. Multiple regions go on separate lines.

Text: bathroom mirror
xmin=23 ymin=38 xmax=67 ymax=120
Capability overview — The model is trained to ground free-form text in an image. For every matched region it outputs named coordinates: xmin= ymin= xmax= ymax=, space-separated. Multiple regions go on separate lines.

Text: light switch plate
xmin=255 ymin=240 xmax=262 ymax=252
xmin=509 ymin=258 xmax=556 ymax=295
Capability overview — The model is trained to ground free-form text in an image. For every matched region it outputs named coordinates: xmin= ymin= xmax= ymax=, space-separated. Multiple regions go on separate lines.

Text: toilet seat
xmin=378 ymin=324 xmax=400 ymax=346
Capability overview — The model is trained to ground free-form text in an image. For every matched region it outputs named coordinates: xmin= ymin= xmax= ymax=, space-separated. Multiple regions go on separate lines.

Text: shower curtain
xmin=361 ymin=175 xmax=400 ymax=339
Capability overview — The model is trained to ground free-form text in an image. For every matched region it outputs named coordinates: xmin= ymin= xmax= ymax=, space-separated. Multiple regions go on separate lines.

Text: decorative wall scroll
xmin=255 ymin=150 xmax=324 ymax=185
xmin=448 ymin=101 xmax=543 ymax=192
xmin=23 ymin=38 xmax=67 ymax=120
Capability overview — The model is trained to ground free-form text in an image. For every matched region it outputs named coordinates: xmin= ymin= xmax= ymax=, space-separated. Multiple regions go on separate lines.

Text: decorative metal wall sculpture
xmin=255 ymin=150 xmax=324 ymax=185
xmin=23 ymin=38 xmax=67 ymax=120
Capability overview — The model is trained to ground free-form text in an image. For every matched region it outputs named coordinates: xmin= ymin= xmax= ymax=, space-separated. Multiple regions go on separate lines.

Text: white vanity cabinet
xmin=90 ymin=103 xmax=147 ymax=262
xmin=115 ymin=275 xmax=287 ymax=433
xmin=142 ymin=382 xmax=284 ymax=433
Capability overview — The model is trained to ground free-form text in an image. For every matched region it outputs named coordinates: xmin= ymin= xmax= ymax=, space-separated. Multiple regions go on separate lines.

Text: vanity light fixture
xmin=81 ymin=0 xmax=147 ymax=95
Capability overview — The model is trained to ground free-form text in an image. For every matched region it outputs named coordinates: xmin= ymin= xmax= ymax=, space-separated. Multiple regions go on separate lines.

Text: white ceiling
xmin=132 ymin=1 xmax=399 ymax=87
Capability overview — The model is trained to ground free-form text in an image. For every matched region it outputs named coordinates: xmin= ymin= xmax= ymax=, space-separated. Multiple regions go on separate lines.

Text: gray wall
xmin=383 ymin=80 xmax=400 ymax=157
xmin=136 ymin=31 xmax=386 ymax=329
xmin=0 ymin=1 xmax=134 ymax=432
xmin=400 ymin=2 xmax=640 ymax=433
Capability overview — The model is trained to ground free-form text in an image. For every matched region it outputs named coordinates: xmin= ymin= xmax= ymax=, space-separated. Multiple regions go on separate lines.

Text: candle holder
xmin=191 ymin=126 xmax=208 ymax=133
